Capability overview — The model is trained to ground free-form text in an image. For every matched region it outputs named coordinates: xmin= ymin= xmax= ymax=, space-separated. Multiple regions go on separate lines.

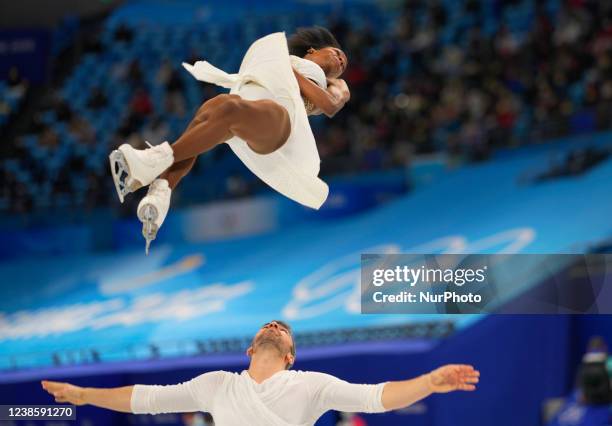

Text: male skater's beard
xmin=254 ymin=329 xmax=287 ymax=355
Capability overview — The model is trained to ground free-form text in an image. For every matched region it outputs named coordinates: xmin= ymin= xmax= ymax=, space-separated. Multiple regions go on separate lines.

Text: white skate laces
xmin=109 ymin=141 xmax=174 ymax=203
xmin=137 ymin=178 xmax=172 ymax=255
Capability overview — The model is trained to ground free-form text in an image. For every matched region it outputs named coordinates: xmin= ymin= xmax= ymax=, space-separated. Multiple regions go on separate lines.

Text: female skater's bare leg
xmin=159 ymin=93 xmax=291 ymax=189
xmin=122 ymin=93 xmax=291 ymax=253
xmin=171 ymin=94 xmax=290 ymax=161
xmin=159 ymin=158 xmax=196 ymax=190
xmin=110 ymin=93 xmax=290 ymax=199
xmin=157 ymin=115 xmax=201 ymax=190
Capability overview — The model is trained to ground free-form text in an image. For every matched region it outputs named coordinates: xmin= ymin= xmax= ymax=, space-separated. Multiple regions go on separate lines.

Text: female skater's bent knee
xmin=210 ymin=94 xmax=244 ymax=124
xmin=196 ymin=94 xmax=240 ymax=118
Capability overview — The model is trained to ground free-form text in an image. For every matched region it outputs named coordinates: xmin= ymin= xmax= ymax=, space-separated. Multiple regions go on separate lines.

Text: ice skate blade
xmin=139 ymin=204 xmax=159 ymax=256
xmin=109 ymin=150 xmax=142 ymax=203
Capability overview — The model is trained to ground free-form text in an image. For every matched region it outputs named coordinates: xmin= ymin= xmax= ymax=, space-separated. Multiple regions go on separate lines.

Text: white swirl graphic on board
xmin=283 ymin=244 xmax=399 ymax=320
xmin=0 ymin=282 xmax=252 ymax=341
xmin=283 ymin=228 xmax=535 ymax=320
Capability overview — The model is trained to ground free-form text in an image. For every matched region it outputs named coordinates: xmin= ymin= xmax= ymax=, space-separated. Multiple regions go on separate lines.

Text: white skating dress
xmin=182 ymin=32 xmax=329 ymax=209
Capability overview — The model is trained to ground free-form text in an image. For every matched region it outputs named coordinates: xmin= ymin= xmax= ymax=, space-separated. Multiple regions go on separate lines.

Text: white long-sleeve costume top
xmin=131 ymin=370 xmax=387 ymax=426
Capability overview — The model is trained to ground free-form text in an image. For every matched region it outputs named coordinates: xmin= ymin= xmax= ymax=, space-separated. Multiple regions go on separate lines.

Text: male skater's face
xmin=248 ymin=321 xmax=295 ymax=367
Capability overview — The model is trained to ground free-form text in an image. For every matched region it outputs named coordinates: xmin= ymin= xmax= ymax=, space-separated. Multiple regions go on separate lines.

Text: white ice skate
xmin=137 ymin=178 xmax=172 ymax=255
xmin=109 ymin=141 xmax=174 ymax=203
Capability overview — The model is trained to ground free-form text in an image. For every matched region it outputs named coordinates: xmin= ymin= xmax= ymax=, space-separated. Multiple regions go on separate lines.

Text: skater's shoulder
xmin=290 ymin=55 xmax=326 ymax=88
xmin=192 ymin=370 xmax=234 ymax=384
xmin=290 ymin=55 xmax=325 ymax=73
xmin=292 ymin=370 xmax=338 ymax=382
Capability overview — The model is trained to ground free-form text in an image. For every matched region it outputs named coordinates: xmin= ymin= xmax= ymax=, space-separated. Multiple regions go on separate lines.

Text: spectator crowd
xmin=2 ymin=0 xmax=612 ymax=214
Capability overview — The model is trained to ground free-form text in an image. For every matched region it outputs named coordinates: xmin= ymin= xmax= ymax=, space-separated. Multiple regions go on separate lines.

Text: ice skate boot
xmin=137 ymin=178 xmax=171 ymax=255
xmin=109 ymin=141 xmax=173 ymax=203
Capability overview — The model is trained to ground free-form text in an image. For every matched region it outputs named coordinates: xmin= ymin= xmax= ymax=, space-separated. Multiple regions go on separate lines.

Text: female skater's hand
xmin=293 ymin=69 xmax=349 ymax=117
xmin=326 ymin=78 xmax=350 ymax=104
xmin=41 ymin=380 xmax=87 ymax=405
xmin=427 ymin=364 xmax=480 ymax=393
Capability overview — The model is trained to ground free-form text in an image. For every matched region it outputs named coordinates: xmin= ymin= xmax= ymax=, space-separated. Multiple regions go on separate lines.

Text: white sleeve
xmin=290 ymin=56 xmax=327 ymax=89
xmin=130 ymin=371 xmax=226 ymax=414
xmin=305 ymin=372 xmax=387 ymax=414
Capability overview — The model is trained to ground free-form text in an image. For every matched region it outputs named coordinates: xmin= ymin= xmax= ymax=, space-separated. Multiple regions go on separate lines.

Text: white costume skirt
xmin=182 ymin=32 xmax=329 ymax=209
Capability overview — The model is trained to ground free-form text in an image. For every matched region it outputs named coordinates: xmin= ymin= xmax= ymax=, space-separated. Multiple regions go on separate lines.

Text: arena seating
xmin=5 ymin=0 xmax=612 ymax=215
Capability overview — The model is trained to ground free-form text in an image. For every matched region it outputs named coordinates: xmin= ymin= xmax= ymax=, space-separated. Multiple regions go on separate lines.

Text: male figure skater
xmin=43 ymin=320 xmax=480 ymax=426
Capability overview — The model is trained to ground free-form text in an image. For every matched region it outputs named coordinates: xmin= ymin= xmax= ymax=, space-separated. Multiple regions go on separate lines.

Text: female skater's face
xmin=305 ymin=47 xmax=348 ymax=79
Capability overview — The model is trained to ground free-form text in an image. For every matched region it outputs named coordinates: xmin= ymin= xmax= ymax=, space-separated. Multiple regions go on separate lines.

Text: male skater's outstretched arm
xmin=42 ymin=321 xmax=480 ymax=424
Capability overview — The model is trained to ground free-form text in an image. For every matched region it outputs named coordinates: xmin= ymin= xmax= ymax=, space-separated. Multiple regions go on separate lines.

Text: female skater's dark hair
xmin=288 ymin=26 xmax=341 ymax=57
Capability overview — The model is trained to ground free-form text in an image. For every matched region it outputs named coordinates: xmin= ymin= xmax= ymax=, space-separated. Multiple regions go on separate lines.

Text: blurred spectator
xmin=39 ymin=127 xmax=60 ymax=150
xmin=69 ymin=115 xmax=96 ymax=145
xmin=0 ymin=101 xmax=11 ymax=123
xmin=6 ymin=0 xmax=612 ymax=214
xmin=130 ymin=88 xmax=153 ymax=118
xmin=7 ymin=67 xmax=28 ymax=97
xmin=127 ymin=59 xmax=143 ymax=85
xmin=182 ymin=412 xmax=214 ymax=426
xmin=534 ymin=146 xmax=609 ymax=182
xmin=142 ymin=115 xmax=170 ymax=143
xmin=336 ymin=412 xmax=367 ymax=426
xmin=114 ymin=23 xmax=133 ymax=43
xmin=164 ymin=67 xmax=187 ymax=116
xmin=166 ymin=68 xmax=184 ymax=94
xmin=54 ymin=96 xmax=73 ymax=122
xmin=577 ymin=336 xmax=612 ymax=405
xmin=156 ymin=59 xmax=173 ymax=87
xmin=165 ymin=90 xmax=187 ymax=117
xmin=87 ymin=87 xmax=108 ymax=110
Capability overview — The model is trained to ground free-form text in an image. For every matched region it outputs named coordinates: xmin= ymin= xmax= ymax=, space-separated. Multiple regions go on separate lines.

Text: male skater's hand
xmin=428 ymin=364 xmax=480 ymax=393
xmin=381 ymin=363 xmax=480 ymax=410
xmin=41 ymin=380 xmax=87 ymax=405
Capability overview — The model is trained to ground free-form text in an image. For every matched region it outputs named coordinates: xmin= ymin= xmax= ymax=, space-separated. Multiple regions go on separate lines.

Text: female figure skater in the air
xmin=109 ymin=27 xmax=349 ymax=253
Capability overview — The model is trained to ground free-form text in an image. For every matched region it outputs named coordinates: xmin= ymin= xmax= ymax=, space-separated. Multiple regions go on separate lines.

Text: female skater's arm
xmin=293 ymin=70 xmax=350 ymax=118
